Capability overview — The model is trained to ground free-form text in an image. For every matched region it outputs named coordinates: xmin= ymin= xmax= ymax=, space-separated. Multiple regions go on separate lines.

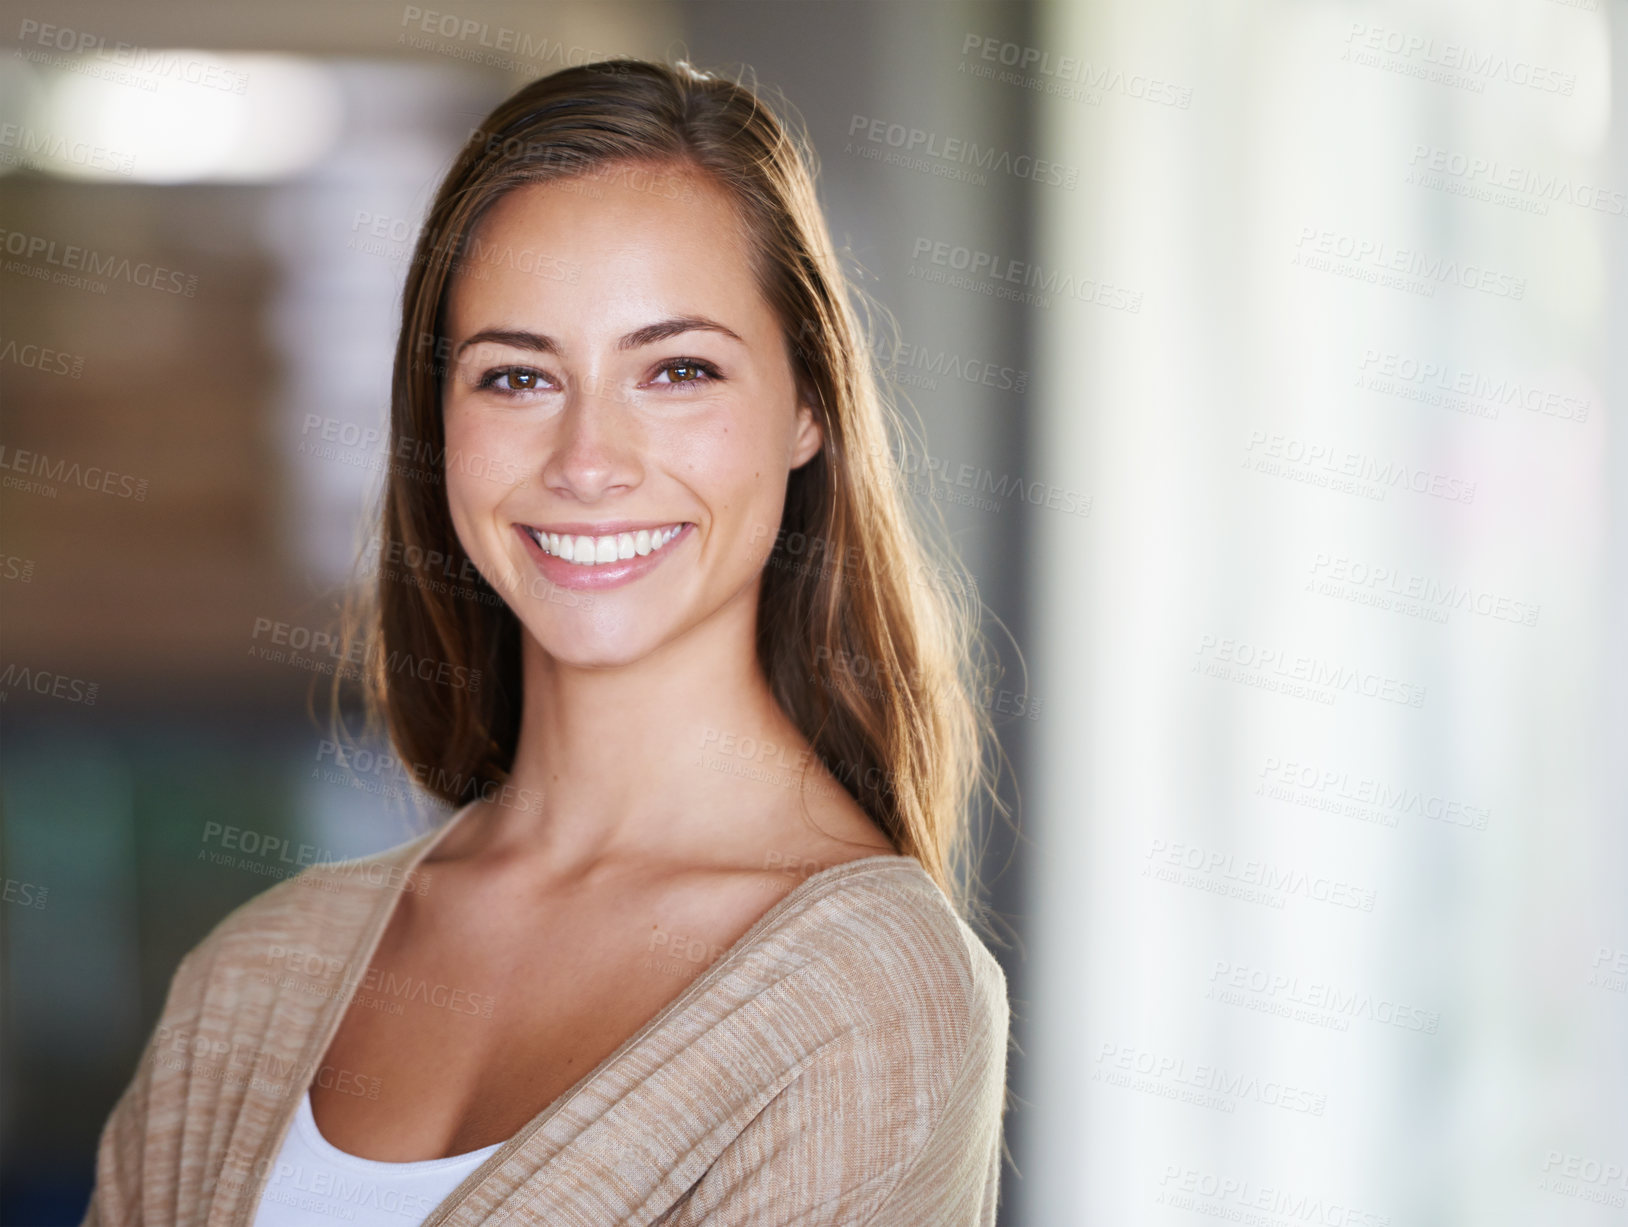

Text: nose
xmin=539 ymin=376 xmax=644 ymax=502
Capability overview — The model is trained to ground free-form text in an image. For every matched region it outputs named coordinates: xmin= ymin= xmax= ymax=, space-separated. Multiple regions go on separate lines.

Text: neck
xmin=469 ymin=585 xmax=813 ymax=877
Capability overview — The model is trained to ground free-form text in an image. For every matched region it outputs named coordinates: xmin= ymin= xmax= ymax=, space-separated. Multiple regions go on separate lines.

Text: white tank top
xmin=249 ymin=1090 xmax=506 ymax=1227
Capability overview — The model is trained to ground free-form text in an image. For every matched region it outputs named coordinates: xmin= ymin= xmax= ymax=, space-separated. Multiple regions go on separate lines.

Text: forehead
xmin=444 ymin=166 xmax=773 ymax=343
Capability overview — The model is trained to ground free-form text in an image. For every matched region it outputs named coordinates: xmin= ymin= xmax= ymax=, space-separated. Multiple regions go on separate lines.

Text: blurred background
xmin=0 ymin=1 xmax=1622 ymax=1224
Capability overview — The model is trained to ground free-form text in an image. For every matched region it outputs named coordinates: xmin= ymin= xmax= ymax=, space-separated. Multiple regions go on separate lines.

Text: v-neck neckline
xmin=230 ymin=801 xmax=921 ymax=1227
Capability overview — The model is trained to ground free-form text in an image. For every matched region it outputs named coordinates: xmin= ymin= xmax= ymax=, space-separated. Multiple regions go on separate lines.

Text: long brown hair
xmin=344 ymin=59 xmax=999 ymax=917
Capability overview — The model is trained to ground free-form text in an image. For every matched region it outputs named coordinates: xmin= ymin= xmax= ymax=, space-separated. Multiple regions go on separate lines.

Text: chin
xmin=521 ymin=610 xmax=674 ymax=670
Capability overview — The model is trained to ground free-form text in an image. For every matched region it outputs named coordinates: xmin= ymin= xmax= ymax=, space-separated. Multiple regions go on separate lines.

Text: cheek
xmin=661 ymin=388 xmax=795 ymax=485
xmin=440 ymin=405 xmax=514 ymax=552
xmin=442 ymin=397 xmax=498 ymax=466
xmin=662 ymin=418 xmax=787 ymax=525
xmin=707 ymin=455 xmax=795 ymax=575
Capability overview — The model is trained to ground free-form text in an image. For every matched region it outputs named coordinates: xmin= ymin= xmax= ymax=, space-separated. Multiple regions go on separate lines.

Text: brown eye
xmin=653 ymin=359 xmax=718 ymax=387
xmin=479 ymin=367 xmax=546 ymax=393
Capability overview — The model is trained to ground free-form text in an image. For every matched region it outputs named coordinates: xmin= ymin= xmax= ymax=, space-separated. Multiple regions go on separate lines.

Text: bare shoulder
xmin=734 ymin=771 xmax=1005 ymax=1027
xmin=770 ymin=770 xmax=897 ymax=871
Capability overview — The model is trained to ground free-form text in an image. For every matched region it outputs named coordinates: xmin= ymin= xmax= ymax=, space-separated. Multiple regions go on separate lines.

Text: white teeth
xmin=530 ymin=524 xmax=685 ymax=566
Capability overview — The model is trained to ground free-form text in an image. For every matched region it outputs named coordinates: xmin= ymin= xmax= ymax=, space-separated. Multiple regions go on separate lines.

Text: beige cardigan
xmin=81 ymin=809 xmax=1010 ymax=1225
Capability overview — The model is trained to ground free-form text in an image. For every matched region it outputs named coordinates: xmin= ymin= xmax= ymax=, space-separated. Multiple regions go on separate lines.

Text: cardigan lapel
xmin=162 ymin=804 xmax=911 ymax=1227
xmin=412 ymin=859 xmax=910 ymax=1226
xmin=211 ymin=813 xmax=465 ymax=1227
xmin=419 ymin=980 xmax=815 ymax=1227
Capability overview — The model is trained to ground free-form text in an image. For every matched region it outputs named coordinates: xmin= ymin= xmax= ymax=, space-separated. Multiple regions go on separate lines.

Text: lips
xmin=512 ymin=521 xmax=693 ymax=592
xmin=521 ymin=523 xmax=686 ymax=566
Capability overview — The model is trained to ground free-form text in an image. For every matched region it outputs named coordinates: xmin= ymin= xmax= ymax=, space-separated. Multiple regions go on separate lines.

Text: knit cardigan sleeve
xmin=654 ymin=898 xmax=1011 ymax=1226
xmin=74 ymin=847 xmax=1011 ymax=1227
xmin=81 ymin=1050 xmax=150 ymax=1227
xmin=80 ymin=943 xmax=204 ymax=1227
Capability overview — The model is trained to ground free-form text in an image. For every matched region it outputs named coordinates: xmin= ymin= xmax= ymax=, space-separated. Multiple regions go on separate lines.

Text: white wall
xmin=1025 ymin=1 xmax=1625 ymax=1222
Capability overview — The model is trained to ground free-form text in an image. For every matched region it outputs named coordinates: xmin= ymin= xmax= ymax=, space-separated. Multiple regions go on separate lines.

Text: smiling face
xmin=439 ymin=164 xmax=822 ymax=668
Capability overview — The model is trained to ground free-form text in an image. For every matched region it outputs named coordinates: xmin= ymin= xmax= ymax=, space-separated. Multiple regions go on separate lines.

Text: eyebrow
xmin=454 ymin=315 xmax=744 ymax=360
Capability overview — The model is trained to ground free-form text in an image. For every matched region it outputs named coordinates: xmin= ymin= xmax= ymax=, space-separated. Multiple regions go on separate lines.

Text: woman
xmin=82 ymin=59 xmax=1009 ymax=1226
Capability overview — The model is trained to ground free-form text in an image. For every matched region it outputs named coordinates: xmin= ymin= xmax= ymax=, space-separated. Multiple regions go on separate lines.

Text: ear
xmin=789 ymin=401 xmax=824 ymax=470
